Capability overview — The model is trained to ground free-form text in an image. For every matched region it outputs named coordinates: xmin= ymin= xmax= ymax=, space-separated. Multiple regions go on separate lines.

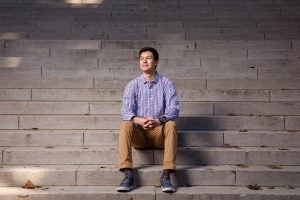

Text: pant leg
xmin=118 ymin=121 xmax=151 ymax=170
xmin=152 ymin=121 xmax=178 ymax=170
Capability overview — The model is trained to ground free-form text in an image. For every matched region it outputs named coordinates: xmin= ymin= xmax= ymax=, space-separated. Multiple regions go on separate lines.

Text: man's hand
xmin=133 ymin=117 xmax=160 ymax=130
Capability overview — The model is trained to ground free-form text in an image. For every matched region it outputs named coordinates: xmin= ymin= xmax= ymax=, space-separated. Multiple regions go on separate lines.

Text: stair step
xmin=0 ymin=130 xmax=299 ymax=147
xmin=2 ymin=147 xmax=300 ymax=165
xmin=0 ymin=130 xmax=84 ymax=147
xmin=42 ymin=66 xmax=257 ymax=79
xmin=0 ymin=185 xmax=299 ymax=200
xmin=0 ymin=77 xmax=299 ymax=90
xmin=0 ymin=165 xmax=77 ymax=187
xmin=0 ymin=78 xmax=93 ymax=89
xmin=14 ymin=115 xmax=288 ymax=130
xmin=0 ymin=165 xmax=299 ymax=187
xmin=5 ymin=40 xmax=101 ymax=49
xmin=207 ymin=79 xmax=300 ymax=89
xmin=7 ymin=99 xmax=300 ymax=117
xmin=18 ymin=88 xmax=272 ymax=102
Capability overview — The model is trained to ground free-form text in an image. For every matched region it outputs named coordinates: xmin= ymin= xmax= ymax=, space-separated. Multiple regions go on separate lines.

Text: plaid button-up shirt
xmin=121 ymin=72 xmax=179 ymax=121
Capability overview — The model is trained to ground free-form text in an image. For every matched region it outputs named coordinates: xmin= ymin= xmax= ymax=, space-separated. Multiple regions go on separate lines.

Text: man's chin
xmin=141 ymin=69 xmax=155 ymax=74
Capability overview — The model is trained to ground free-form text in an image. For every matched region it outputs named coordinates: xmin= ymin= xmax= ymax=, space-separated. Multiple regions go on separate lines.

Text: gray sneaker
xmin=117 ymin=170 xmax=134 ymax=192
xmin=160 ymin=171 xmax=176 ymax=193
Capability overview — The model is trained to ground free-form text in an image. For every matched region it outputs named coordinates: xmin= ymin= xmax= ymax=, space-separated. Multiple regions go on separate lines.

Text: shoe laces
xmin=161 ymin=173 xmax=172 ymax=186
xmin=120 ymin=175 xmax=132 ymax=186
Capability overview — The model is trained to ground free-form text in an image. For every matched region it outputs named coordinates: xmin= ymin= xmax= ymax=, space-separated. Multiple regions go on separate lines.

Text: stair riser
xmin=3 ymin=148 xmax=300 ymax=165
xmin=1 ymin=167 xmax=299 ymax=187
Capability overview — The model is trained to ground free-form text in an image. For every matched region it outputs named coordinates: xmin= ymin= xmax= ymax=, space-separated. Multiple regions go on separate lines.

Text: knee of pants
xmin=164 ymin=120 xmax=177 ymax=130
xmin=120 ymin=121 xmax=135 ymax=136
xmin=164 ymin=121 xmax=177 ymax=136
xmin=120 ymin=121 xmax=134 ymax=130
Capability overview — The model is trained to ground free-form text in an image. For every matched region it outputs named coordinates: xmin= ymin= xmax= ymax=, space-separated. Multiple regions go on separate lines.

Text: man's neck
xmin=143 ymin=71 xmax=156 ymax=81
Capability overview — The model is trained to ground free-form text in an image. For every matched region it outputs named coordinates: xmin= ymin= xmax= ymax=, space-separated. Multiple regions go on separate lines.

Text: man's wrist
xmin=131 ymin=116 xmax=137 ymax=123
xmin=159 ymin=116 xmax=167 ymax=124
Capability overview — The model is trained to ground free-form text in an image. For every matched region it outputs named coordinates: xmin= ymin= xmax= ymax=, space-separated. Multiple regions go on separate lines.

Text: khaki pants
xmin=118 ymin=120 xmax=177 ymax=170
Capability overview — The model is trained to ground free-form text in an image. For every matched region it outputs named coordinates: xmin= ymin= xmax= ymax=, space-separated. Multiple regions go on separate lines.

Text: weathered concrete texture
xmin=0 ymin=48 xmax=48 ymax=58
xmin=266 ymin=33 xmax=300 ymax=40
xmin=173 ymin=79 xmax=206 ymax=90
xmin=177 ymin=131 xmax=223 ymax=147
xmin=0 ymin=148 xmax=4 ymax=163
xmin=186 ymin=33 xmax=264 ymax=40
xmin=155 ymin=147 xmax=300 ymax=165
xmin=50 ymin=49 xmax=99 ymax=67
xmin=0 ymin=40 xmax=4 ymax=48
xmin=84 ymin=130 xmax=119 ymax=147
xmin=207 ymin=79 xmax=300 ymax=89
xmin=93 ymin=79 xmax=130 ymax=89
xmin=286 ymin=117 xmax=300 ymax=130
xmin=17 ymin=115 xmax=286 ymax=130
xmin=35 ymin=21 xmax=71 ymax=33
xmin=83 ymin=130 xmax=224 ymax=147
xmin=101 ymin=40 xmax=195 ymax=50
xmin=271 ymin=90 xmax=300 ymax=102
xmin=90 ymin=102 xmax=122 ymax=115
xmin=162 ymin=67 xmax=256 ymax=79
xmin=259 ymin=68 xmax=300 ymax=79
xmin=77 ymin=165 xmax=235 ymax=186
xmin=293 ymin=40 xmax=300 ymax=49
xmin=90 ymin=101 xmax=214 ymax=116
xmin=236 ymin=165 xmax=300 ymax=187
xmin=42 ymin=67 xmax=140 ymax=78
xmin=180 ymin=102 xmax=213 ymax=116
xmin=0 ymin=186 xmax=155 ymax=200
xmin=214 ymin=102 xmax=300 ymax=116
xmin=0 ymin=165 xmax=77 ymax=187
xmin=0 ymin=102 xmax=89 ymax=115
xmin=0 ymin=21 xmax=35 ymax=32
xmin=178 ymin=116 xmax=284 ymax=130
xmin=178 ymin=90 xmax=269 ymax=101
xmin=0 ymin=57 xmax=51 ymax=68
xmin=202 ymin=58 xmax=300 ymax=70
xmin=196 ymin=40 xmax=291 ymax=49
xmin=156 ymin=186 xmax=300 ymax=200
xmin=0 ymin=78 xmax=93 ymax=89
xmin=0 ymin=89 xmax=31 ymax=101
xmin=29 ymin=32 xmax=107 ymax=40
xmin=19 ymin=115 xmax=121 ymax=130
xmin=0 ymin=130 xmax=83 ymax=147
xmin=0 ymin=115 xmax=18 ymax=129
xmin=3 ymin=147 xmax=152 ymax=165
xmin=5 ymin=40 xmax=101 ymax=49
xmin=224 ymin=131 xmax=300 ymax=147
xmin=0 ymin=67 xmax=41 ymax=79
xmin=32 ymin=89 xmax=123 ymax=101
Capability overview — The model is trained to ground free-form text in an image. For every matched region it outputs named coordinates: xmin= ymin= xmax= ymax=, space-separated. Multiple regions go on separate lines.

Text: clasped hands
xmin=133 ymin=117 xmax=160 ymax=130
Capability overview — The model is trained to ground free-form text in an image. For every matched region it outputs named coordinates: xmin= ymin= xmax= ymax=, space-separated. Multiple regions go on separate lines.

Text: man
xmin=117 ymin=47 xmax=180 ymax=193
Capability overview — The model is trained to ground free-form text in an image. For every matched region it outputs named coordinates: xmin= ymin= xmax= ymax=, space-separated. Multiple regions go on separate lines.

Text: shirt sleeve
xmin=121 ymin=80 xmax=137 ymax=121
xmin=163 ymin=80 xmax=180 ymax=121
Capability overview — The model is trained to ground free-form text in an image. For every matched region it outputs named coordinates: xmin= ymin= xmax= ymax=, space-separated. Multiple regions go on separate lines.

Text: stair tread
xmin=0 ymin=185 xmax=299 ymax=196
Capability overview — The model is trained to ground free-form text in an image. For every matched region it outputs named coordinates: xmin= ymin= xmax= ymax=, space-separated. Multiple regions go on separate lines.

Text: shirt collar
xmin=139 ymin=72 xmax=160 ymax=84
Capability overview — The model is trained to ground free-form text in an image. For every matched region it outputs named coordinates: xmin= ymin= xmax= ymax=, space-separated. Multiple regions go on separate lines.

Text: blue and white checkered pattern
xmin=121 ymin=73 xmax=179 ymax=121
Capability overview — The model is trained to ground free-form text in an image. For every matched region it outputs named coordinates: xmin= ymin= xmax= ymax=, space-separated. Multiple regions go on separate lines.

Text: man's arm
xmin=162 ymin=80 xmax=180 ymax=122
xmin=121 ymin=81 xmax=137 ymax=121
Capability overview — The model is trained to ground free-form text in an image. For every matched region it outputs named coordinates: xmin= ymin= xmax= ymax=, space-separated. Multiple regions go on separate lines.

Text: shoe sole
xmin=161 ymin=186 xmax=176 ymax=193
xmin=117 ymin=186 xmax=134 ymax=192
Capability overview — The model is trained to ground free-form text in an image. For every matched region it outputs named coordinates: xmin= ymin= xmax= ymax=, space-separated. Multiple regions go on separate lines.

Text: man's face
xmin=139 ymin=51 xmax=158 ymax=73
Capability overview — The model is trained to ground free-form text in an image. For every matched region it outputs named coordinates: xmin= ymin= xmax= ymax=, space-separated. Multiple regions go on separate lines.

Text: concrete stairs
xmin=0 ymin=0 xmax=300 ymax=199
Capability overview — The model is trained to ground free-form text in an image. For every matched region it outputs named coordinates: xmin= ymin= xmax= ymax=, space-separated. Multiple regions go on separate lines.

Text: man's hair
xmin=139 ymin=47 xmax=159 ymax=61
